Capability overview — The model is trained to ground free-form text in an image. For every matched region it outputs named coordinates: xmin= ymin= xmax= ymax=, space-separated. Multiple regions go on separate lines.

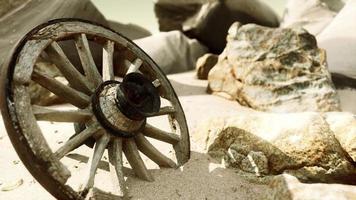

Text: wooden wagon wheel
xmin=0 ymin=19 xmax=190 ymax=199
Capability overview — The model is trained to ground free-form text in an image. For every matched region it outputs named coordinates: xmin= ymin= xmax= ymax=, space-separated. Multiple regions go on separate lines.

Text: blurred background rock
xmin=91 ymin=0 xmax=287 ymax=33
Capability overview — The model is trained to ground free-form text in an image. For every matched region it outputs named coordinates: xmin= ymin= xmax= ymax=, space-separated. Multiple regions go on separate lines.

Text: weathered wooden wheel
xmin=0 ymin=19 xmax=190 ymax=199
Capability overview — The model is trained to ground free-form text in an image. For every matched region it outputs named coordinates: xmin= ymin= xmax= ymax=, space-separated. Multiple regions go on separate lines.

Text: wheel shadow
xmin=123 ymin=151 xmax=271 ymax=200
xmin=65 ymin=151 xmax=272 ymax=199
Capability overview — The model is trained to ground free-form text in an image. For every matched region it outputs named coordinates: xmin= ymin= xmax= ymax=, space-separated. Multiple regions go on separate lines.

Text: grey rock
xmin=266 ymin=174 xmax=356 ymax=200
xmin=193 ymin=111 xmax=356 ymax=184
xmin=240 ymin=151 xmax=269 ymax=176
xmin=280 ymin=0 xmax=345 ymax=35
xmin=134 ymin=31 xmax=208 ymax=74
xmin=196 ymin=53 xmax=218 ymax=80
xmin=224 ymin=145 xmax=245 ymax=168
xmin=108 ymin=20 xmax=151 ymax=40
xmin=0 ymin=0 xmax=29 ymax=18
xmin=154 ymin=0 xmax=279 ymax=53
xmin=0 ymin=0 xmax=108 ymax=68
xmin=154 ymin=1 xmax=202 ymax=32
xmin=208 ymin=23 xmax=341 ymax=112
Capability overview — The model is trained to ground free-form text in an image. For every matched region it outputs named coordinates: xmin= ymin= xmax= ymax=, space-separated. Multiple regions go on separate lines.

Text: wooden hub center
xmin=92 ymin=81 xmax=145 ymax=138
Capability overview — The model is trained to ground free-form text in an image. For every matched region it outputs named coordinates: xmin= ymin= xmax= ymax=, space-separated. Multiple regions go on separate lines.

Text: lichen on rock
xmin=208 ymin=23 xmax=341 ymax=112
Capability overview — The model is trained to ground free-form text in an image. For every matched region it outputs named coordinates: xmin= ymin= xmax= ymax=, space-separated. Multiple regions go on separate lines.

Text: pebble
xmin=12 ymin=160 xmax=20 ymax=165
xmin=1 ymin=179 xmax=24 ymax=192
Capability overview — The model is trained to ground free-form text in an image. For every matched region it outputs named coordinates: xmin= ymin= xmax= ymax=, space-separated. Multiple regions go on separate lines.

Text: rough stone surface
xmin=325 ymin=112 xmax=356 ymax=162
xmin=280 ymin=0 xmax=345 ymax=35
xmin=134 ymin=31 xmax=208 ymax=74
xmin=240 ymin=151 xmax=269 ymax=176
xmin=224 ymin=145 xmax=245 ymax=168
xmin=193 ymin=111 xmax=356 ymax=184
xmin=266 ymin=174 xmax=356 ymax=200
xmin=208 ymin=23 xmax=341 ymax=112
xmin=154 ymin=0 xmax=279 ymax=53
xmin=196 ymin=53 xmax=218 ymax=80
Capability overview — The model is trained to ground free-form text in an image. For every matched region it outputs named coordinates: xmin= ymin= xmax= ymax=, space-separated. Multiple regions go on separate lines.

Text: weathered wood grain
xmin=75 ymin=33 xmax=102 ymax=87
xmin=143 ymin=124 xmax=180 ymax=145
xmin=108 ymin=138 xmax=126 ymax=197
xmin=135 ymin=133 xmax=177 ymax=168
xmin=123 ymin=139 xmax=154 ymax=182
xmin=32 ymin=69 xmax=90 ymax=109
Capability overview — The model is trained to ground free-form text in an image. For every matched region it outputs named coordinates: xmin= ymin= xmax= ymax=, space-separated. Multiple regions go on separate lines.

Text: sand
xmin=0 ymin=71 xmax=272 ymax=200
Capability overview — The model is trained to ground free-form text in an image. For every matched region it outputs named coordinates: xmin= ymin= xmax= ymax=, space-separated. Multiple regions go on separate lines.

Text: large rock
xmin=0 ymin=0 xmax=108 ymax=68
xmin=266 ymin=174 xmax=356 ymax=200
xmin=196 ymin=53 xmax=218 ymax=80
xmin=134 ymin=31 xmax=208 ymax=74
xmin=280 ymin=0 xmax=345 ymax=35
xmin=325 ymin=112 xmax=356 ymax=162
xmin=208 ymin=23 xmax=341 ymax=112
xmin=193 ymin=111 xmax=356 ymax=184
xmin=0 ymin=0 xmax=29 ymax=18
xmin=154 ymin=0 xmax=279 ymax=53
xmin=317 ymin=0 xmax=356 ymax=81
xmin=108 ymin=20 xmax=151 ymax=40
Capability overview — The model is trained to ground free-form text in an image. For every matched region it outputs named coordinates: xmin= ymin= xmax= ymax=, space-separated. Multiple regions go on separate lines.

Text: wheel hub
xmin=92 ymin=73 xmax=161 ymax=138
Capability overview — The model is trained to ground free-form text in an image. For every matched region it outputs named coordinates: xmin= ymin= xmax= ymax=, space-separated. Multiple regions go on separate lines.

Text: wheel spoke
xmin=123 ymin=139 xmax=154 ymax=181
xmin=83 ymin=134 xmax=111 ymax=191
xmin=54 ymin=123 xmax=102 ymax=159
xmin=32 ymin=105 xmax=91 ymax=123
xmin=126 ymin=58 xmax=143 ymax=74
xmin=102 ymin=40 xmax=115 ymax=81
xmin=32 ymin=69 xmax=90 ymax=109
xmin=108 ymin=138 xmax=126 ymax=197
xmin=46 ymin=41 xmax=93 ymax=94
xmin=143 ymin=124 xmax=180 ymax=145
xmin=75 ymin=34 xmax=102 ymax=87
xmin=147 ymin=106 xmax=175 ymax=117
xmin=135 ymin=134 xmax=177 ymax=168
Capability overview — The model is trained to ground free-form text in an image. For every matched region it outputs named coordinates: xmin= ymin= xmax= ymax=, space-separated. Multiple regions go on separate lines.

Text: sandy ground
xmin=0 ymin=71 xmax=354 ymax=199
xmin=0 ymin=71 xmax=272 ymax=200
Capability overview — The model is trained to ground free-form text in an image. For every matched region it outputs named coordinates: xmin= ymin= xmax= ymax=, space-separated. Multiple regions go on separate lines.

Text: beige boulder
xmin=325 ymin=112 xmax=356 ymax=162
xmin=193 ymin=111 xmax=356 ymax=184
xmin=266 ymin=174 xmax=356 ymax=200
xmin=208 ymin=23 xmax=340 ymax=112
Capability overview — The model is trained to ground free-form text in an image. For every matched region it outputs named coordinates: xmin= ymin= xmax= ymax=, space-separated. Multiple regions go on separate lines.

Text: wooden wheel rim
xmin=0 ymin=19 xmax=190 ymax=199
